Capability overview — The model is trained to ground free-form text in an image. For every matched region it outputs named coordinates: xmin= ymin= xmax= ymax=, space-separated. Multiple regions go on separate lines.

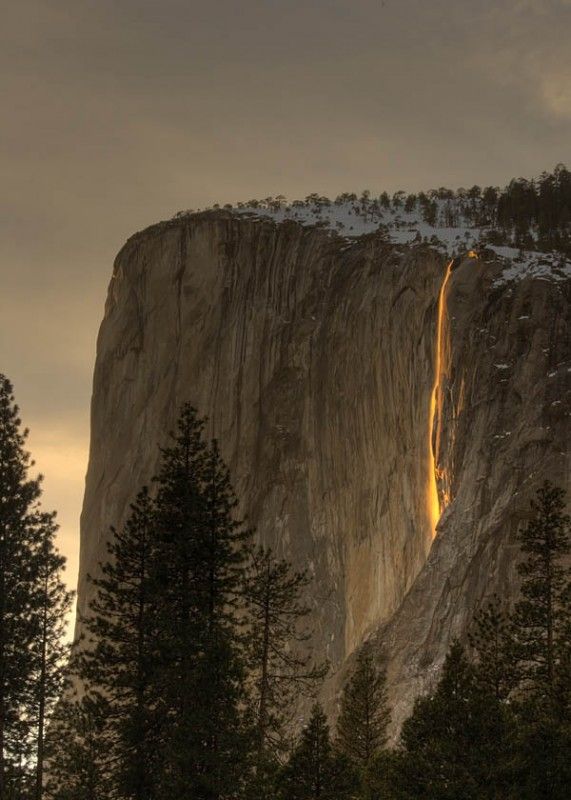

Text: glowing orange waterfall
xmin=427 ymin=259 xmax=454 ymax=537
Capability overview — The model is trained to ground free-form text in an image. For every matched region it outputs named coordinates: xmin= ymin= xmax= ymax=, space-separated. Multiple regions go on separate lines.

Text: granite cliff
xmin=78 ymin=208 xmax=571 ymax=734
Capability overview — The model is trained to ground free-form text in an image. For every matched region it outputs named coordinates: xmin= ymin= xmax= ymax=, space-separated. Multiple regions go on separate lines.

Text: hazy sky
xmin=1 ymin=0 xmax=570 ymax=630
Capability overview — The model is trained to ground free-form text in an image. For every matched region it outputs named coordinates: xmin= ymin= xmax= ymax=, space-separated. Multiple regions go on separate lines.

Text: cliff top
xmin=121 ymin=165 xmax=571 ymax=289
xmin=174 ymin=163 xmax=571 ymax=252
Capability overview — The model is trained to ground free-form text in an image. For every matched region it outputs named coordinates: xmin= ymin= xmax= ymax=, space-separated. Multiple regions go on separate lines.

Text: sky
xmin=1 ymin=0 xmax=570 ymax=633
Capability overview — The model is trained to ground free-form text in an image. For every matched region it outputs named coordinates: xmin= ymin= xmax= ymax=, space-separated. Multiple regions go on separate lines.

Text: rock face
xmin=369 ymin=252 xmax=570 ymax=732
xmin=78 ymin=211 xmax=570 ymax=734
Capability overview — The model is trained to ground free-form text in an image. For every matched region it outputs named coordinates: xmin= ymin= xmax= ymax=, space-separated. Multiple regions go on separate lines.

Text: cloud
xmin=541 ymin=74 xmax=571 ymax=119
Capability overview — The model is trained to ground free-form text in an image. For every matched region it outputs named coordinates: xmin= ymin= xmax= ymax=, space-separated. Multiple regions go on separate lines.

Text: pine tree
xmin=152 ymin=405 xmax=252 ymax=799
xmin=77 ymin=487 xmax=160 ymax=800
xmin=468 ymin=596 xmax=518 ymax=701
xmin=390 ymin=642 xmax=513 ymax=800
xmin=511 ymin=705 xmax=571 ymax=800
xmin=45 ymin=694 xmax=113 ymax=800
xmin=33 ymin=532 xmax=73 ymax=800
xmin=507 ymin=483 xmax=571 ymax=799
xmin=0 ymin=375 xmax=66 ymax=796
xmin=244 ymin=546 xmax=326 ymax=767
xmin=336 ymin=643 xmax=390 ymax=798
xmin=278 ymin=704 xmax=356 ymax=800
xmin=362 ymin=750 xmax=397 ymax=800
xmin=511 ymin=481 xmax=571 ymax=704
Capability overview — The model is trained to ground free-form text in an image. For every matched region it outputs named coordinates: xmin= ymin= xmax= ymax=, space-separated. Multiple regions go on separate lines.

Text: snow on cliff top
xmin=173 ymin=195 xmax=571 ymax=286
xmin=487 ymin=247 xmax=571 ymax=287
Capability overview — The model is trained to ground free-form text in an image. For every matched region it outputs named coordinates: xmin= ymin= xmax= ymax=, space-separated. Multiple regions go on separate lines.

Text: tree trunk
xmin=35 ymin=570 xmax=48 ymax=800
xmin=0 ymin=538 xmax=6 ymax=797
xmin=135 ymin=525 xmax=147 ymax=800
xmin=546 ymin=545 xmax=554 ymax=693
xmin=257 ymin=561 xmax=271 ymax=754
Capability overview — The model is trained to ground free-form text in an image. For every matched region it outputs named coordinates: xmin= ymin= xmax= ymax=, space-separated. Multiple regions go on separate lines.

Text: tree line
xmin=1 ymin=374 xmax=570 ymax=798
xmin=0 ymin=375 xmax=72 ymax=799
xmin=202 ymin=165 xmax=571 ymax=256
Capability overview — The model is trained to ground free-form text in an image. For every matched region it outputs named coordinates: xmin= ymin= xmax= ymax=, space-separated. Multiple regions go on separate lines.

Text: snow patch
xmin=173 ymin=196 xmax=571 ymax=285
xmin=490 ymin=248 xmax=571 ymax=287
